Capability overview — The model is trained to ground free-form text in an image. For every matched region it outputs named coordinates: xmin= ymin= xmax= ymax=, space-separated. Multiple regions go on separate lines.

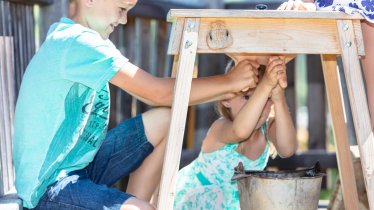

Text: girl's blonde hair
xmin=215 ymin=60 xmax=266 ymax=121
xmin=215 ymin=60 xmax=235 ymax=121
xmin=215 ymin=60 xmax=277 ymax=158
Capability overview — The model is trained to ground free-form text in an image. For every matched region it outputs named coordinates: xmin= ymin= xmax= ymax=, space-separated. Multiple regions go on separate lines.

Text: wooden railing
xmin=0 ymin=0 xmax=37 ymax=197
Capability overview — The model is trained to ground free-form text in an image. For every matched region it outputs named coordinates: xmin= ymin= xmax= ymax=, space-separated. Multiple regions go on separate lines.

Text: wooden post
xmin=321 ymin=54 xmax=359 ymax=210
xmin=307 ymin=55 xmax=326 ymax=150
xmin=0 ymin=36 xmax=15 ymax=196
xmin=157 ymin=18 xmax=200 ymax=210
xmin=38 ymin=0 xmax=69 ymax=43
xmin=337 ymin=19 xmax=374 ymax=209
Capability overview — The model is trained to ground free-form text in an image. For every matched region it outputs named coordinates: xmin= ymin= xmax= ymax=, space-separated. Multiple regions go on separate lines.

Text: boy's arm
xmin=109 ymin=60 xmax=259 ymax=106
xmin=268 ymin=87 xmax=298 ymax=158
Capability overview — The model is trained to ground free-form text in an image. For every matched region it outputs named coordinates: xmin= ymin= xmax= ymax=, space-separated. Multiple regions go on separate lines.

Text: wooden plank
xmin=337 ymin=19 xmax=374 ymax=209
xmin=158 ymin=18 xmax=200 ymax=210
xmin=0 ymin=36 xmax=7 ymax=196
xmin=167 ymin=10 xmax=364 ymax=22
xmin=0 ymin=36 xmax=15 ymax=195
xmin=186 ymin=65 xmax=198 ymax=150
xmin=167 ymin=18 xmax=184 ymax=55
xmin=171 ymin=55 xmax=180 ymax=78
xmin=353 ymin=20 xmax=365 ymax=57
xmin=307 ymin=55 xmax=326 ymax=150
xmin=38 ymin=0 xmax=69 ymax=43
xmin=169 ymin=18 xmax=343 ymax=55
xmin=156 ymin=20 xmax=168 ymax=77
xmin=6 ymin=0 xmax=53 ymax=5
xmin=321 ymin=54 xmax=359 ymax=210
xmin=5 ymin=36 xmax=15 ymax=193
xmin=328 ymin=149 xmax=370 ymax=210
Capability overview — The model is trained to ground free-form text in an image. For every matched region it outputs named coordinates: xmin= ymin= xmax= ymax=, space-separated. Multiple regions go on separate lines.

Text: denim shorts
xmin=30 ymin=115 xmax=154 ymax=210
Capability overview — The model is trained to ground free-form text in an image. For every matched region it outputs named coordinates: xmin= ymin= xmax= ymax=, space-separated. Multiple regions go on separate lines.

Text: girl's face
xmin=224 ymin=91 xmax=273 ymax=129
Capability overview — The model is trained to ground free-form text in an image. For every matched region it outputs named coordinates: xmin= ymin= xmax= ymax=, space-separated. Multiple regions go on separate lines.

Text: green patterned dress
xmin=174 ymin=124 xmax=270 ymax=210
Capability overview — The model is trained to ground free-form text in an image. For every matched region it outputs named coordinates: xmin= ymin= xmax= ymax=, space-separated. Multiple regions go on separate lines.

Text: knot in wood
xmin=207 ymin=21 xmax=233 ymax=50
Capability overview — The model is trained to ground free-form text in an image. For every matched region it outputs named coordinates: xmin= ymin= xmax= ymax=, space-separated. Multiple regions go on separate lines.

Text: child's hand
xmin=271 ymin=84 xmax=286 ymax=102
xmin=227 ymin=60 xmax=260 ymax=92
xmin=278 ymin=56 xmax=288 ymax=89
xmin=262 ymin=56 xmax=285 ymax=88
xmin=278 ymin=0 xmax=316 ymax=11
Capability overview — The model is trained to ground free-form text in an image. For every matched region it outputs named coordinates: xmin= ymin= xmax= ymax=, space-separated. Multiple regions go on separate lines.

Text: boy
xmin=13 ymin=0 xmax=260 ymax=209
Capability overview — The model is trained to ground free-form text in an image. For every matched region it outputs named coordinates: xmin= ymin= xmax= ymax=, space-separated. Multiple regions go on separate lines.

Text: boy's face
xmin=86 ymin=0 xmax=137 ymax=39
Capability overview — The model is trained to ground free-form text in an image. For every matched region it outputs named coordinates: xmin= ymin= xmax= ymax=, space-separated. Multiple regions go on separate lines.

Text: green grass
xmin=320 ymin=168 xmax=339 ymax=200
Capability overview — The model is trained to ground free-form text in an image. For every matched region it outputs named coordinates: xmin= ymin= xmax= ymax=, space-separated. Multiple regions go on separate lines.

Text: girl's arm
xmin=210 ymin=57 xmax=285 ymax=145
xmin=268 ymin=86 xmax=298 ymax=158
xmin=203 ymin=82 xmax=273 ymax=150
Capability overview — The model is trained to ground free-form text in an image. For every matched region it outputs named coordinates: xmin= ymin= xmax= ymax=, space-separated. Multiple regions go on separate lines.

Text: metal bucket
xmin=232 ymin=162 xmax=324 ymax=210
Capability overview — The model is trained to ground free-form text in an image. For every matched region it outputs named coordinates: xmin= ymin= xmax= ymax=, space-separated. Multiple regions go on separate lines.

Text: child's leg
xmin=361 ymin=21 xmax=374 ymax=128
xmin=126 ymin=108 xmax=171 ymax=201
xmin=33 ymin=173 xmax=155 ymax=210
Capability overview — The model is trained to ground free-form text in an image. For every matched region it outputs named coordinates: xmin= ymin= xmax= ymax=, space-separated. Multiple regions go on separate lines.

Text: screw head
xmin=343 ymin=24 xmax=349 ymax=31
xmin=256 ymin=4 xmax=268 ymax=10
xmin=185 ymin=40 xmax=193 ymax=49
xmin=188 ymin=22 xmax=195 ymax=29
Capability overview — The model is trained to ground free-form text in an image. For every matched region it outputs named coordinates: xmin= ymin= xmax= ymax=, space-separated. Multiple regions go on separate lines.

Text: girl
xmin=174 ymin=56 xmax=298 ymax=210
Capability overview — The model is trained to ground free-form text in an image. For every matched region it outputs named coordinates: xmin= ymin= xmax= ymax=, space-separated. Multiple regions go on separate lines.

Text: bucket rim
xmin=232 ymin=172 xmax=326 ymax=181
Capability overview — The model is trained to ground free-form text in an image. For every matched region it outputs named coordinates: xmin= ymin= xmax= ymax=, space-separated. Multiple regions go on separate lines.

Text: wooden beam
xmin=0 ymin=36 xmax=16 ymax=196
xmin=5 ymin=0 xmax=53 ymax=5
xmin=307 ymin=55 xmax=326 ymax=150
xmin=158 ymin=18 xmax=200 ymax=210
xmin=169 ymin=18 xmax=350 ymax=55
xmin=38 ymin=0 xmax=69 ymax=42
xmin=353 ymin=20 xmax=365 ymax=56
xmin=321 ymin=54 xmax=359 ymax=210
xmin=337 ymin=19 xmax=374 ymax=209
xmin=167 ymin=10 xmax=364 ymax=22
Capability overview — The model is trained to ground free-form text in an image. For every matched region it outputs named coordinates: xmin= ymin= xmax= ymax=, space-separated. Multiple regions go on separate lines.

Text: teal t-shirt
xmin=13 ymin=17 xmax=128 ymax=208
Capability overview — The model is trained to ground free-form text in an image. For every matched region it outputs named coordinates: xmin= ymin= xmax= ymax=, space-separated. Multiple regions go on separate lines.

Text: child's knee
xmin=142 ymin=107 xmax=171 ymax=146
xmin=121 ymin=197 xmax=156 ymax=210
xmin=154 ymin=107 xmax=171 ymax=122
xmin=144 ymin=107 xmax=171 ymax=127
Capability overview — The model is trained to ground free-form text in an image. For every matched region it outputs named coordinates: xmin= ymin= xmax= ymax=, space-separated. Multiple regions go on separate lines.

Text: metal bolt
xmin=345 ymin=41 xmax=352 ymax=48
xmin=188 ymin=22 xmax=195 ymax=29
xmin=343 ymin=24 xmax=349 ymax=31
xmin=256 ymin=4 xmax=268 ymax=10
xmin=185 ymin=40 xmax=193 ymax=49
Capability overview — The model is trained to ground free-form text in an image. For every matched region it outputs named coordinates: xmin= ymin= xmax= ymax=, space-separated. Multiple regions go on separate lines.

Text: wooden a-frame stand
xmin=157 ymin=10 xmax=374 ymax=210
